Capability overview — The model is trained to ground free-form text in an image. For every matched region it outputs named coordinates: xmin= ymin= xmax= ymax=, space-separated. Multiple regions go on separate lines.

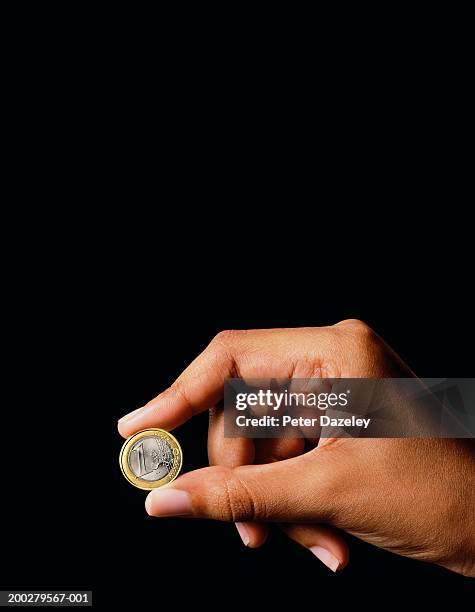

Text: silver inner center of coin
xmin=128 ymin=436 xmax=174 ymax=481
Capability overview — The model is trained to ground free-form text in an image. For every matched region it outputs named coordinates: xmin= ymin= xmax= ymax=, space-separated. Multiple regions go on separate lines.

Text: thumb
xmin=145 ymin=449 xmax=341 ymax=523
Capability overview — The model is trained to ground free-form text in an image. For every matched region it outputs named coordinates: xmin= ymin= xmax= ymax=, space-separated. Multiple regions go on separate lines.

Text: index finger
xmin=117 ymin=333 xmax=236 ymax=438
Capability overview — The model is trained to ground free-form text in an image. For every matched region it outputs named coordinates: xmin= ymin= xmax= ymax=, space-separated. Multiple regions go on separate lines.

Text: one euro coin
xmin=119 ymin=428 xmax=183 ymax=490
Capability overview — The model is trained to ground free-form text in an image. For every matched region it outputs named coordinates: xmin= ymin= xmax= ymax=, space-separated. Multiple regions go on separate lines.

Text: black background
xmin=2 ymin=16 xmax=473 ymax=608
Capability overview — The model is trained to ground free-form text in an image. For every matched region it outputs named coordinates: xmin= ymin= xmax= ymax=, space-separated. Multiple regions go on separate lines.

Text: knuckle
xmin=208 ymin=466 xmax=256 ymax=521
xmin=168 ymin=379 xmax=185 ymax=399
xmin=337 ymin=318 xmax=369 ymax=333
xmin=212 ymin=329 xmax=242 ymax=345
xmin=306 ymin=446 xmax=345 ymax=520
xmin=168 ymin=380 xmax=196 ymax=417
xmin=336 ymin=319 xmax=376 ymax=345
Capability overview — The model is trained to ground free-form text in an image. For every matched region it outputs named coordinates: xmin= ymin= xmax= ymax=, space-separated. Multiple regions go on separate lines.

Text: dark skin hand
xmin=119 ymin=320 xmax=475 ymax=576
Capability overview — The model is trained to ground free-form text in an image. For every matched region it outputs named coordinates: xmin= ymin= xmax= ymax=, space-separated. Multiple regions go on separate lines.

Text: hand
xmin=118 ymin=321 xmax=475 ymax=576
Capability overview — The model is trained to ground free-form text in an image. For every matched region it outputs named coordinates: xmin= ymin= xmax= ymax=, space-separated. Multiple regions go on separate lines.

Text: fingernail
xmin=310 ymin=546 xmax=340 ymax=572
xmin=145 ymin=489 xmax=192 ymax=517
xmin=118 ymin=406 xmax=145 ymax=423
xmin=235 ymin=522 xmax=250 ymax=546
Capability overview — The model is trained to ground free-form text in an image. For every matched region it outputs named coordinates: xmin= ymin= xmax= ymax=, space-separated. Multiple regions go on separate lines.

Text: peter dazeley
xmin=235 ymin=414 xmax=371 ymax=429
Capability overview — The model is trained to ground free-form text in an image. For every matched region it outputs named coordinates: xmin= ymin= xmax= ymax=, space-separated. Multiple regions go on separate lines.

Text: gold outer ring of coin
xmin=119 ymin=428 xmax=183 ymax=490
